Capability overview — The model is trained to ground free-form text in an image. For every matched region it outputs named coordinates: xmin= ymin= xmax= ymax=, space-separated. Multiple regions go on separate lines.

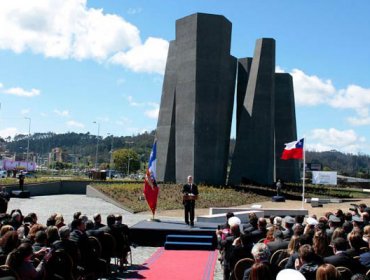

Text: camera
xmin=349 ymin=203 xmax=359 ymax=212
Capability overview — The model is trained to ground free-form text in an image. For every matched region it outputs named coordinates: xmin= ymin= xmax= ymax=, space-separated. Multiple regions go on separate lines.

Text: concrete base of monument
xmin=272 ymin=195 xmax=285 ymax=202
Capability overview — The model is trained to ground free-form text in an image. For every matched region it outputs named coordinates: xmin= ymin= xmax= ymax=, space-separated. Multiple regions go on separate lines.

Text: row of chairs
xmin=88 ymin=232 xmax=132 ymax=272
xmin=44 ymin=232 xmax=132 ymax=280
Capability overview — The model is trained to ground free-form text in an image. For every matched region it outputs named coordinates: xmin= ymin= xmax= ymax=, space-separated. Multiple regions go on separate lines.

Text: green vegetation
xmin=2 ymin=131 xmax=370 ymax=178
xmin=3 ymin=131 xmax=155 ymax=171
xmin=113 ymin=149 xmax=140 ymax=174
xmin=92 ymin=181 xmax=370 ymax=213
xmin=306 ymin=150 xmax=370 ymax=178
xmin=286 ymin=183 xmax=370 ymax=199
xmin=92 ymin=183 xmax=269 ymax=213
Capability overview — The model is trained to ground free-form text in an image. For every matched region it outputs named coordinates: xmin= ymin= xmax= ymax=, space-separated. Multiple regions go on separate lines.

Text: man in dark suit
xmin=69 ymin=218 xmax=90 ymax=268
xmin=267 ymin=230 xmax=289 ymax=255
xmin=243 ymin=213 xmax=258 ymax=233
xmin=360 ymin=241 xmax=370 ymax=268
xmin=324 ymin=237 xmax=365 ymax=274
xmin=182 ymin=175 xmax=199 ymax=226
xmin=250 ymin=218 xmax=267 ymax=243
xmin=53 ymin=226 xmax=80 ymax=273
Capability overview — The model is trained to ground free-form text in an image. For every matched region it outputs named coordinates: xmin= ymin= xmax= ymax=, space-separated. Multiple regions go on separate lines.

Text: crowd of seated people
xmin=217 ymin=204 xmax=370 ymax=280
xmin=0 ymin=209 xmax=131 ymax=279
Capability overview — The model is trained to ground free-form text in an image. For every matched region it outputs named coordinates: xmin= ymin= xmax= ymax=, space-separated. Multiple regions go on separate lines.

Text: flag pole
xmin=302 ymin=139 xmax=306 ymax=209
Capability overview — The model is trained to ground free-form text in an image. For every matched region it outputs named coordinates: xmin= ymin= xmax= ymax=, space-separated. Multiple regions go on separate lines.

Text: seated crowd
xmin=217 ymin=204 xmax=370 ymax=280
xmin=0 ymin=209 xmax=130 ymax=279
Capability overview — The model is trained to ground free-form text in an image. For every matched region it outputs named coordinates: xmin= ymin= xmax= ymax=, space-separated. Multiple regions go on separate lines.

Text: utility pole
xmin=25 ymin=117 xmax=31 ymax=169
xmin=93 ymin=121 xmax=100 ymax=170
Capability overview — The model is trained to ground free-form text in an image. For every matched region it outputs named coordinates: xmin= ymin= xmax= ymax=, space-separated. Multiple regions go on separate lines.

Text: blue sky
xmin=0 ymin=0 xmax=370 ymax=154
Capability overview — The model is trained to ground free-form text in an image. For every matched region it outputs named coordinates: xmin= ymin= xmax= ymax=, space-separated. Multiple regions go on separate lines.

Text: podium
xmin=183 ymin=194 xmax=198 ymax=202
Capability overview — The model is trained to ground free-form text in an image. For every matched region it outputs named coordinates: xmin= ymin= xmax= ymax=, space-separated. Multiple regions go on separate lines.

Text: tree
xmin=113 ymin=148 xmax=140 ymax=174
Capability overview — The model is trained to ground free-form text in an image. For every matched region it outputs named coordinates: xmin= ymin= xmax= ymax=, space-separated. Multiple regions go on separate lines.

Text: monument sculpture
xmin=275 ymin=73 xmax=300 ymax=182
xmin=156 ymin=13 xmax=300 ymax=186
xmin=156 ymin=13 xmax=236 ymax=185
xmin=228 ymin=38 xmax=276 ymax=186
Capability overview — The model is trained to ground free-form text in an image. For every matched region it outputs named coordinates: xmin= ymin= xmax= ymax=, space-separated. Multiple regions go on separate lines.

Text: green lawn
xmin=92 ymin=183 xmax=269 ymax=213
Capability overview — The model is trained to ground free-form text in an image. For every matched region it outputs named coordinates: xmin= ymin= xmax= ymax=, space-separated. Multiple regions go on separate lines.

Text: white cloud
xmin=66 ymin=120 xmax=84 ymax=128
xmin=292 ymin=69 xmax=336 ymax=106
xmin=127 ymin=95 xmax=142 ymax=106
xmin=329 ymin=85 xmax=370 ymax=114
xmin=307 ymin=128 xmax=365 ymax=153
xmin=275 ymin=65 xmax=285 ymax=73
xmin=127 ymin=8 xmax=143 ymax=15
xmin=292 ymin=69 xmax=370 ymax=126
xmin=21 ymin=108 xmax=30 ymax=115
xmin=125 ymin=96 xmax=159 ymax=119
xmin=347 ymin=117 xmax=370 ymax=126
xmin=54 ymin=109 xmax=69 ymax=117
xmin=0 ymin=83 xmax=3 ymax=88
xmin=110 ymin=37 xmax=169 ymax=75
xmin=3 ymin=87 xmax=40 ymax=97
xmin=145 ymin=108 xmax=159 ymax=119
xmin=0 ymin=127 xmax=18 ymax=139
xmin=115 ymin=117 xmax=131 ymax=126
xmin=0 ymin=0 xmax=140 ymax=60
xmin=0 ymin=1 xmax=168 ymax=74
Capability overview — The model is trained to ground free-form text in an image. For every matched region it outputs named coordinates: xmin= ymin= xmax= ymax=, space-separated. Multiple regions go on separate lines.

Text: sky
xmin=0 ymin=0 xmax=370 ymax=154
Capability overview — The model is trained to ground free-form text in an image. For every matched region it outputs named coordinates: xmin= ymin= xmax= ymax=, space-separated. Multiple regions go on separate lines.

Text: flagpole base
xmin=147 ymin=218 xmax=161 ymax=222
xmin=272 ymin=195 xmax=285 ymax=202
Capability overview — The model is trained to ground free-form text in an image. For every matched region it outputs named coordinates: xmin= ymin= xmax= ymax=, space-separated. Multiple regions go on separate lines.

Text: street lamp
xmin=25 ymin=117 xmax=31 ymax=163
xmin=125 ymin=141 xmax=134 ymax=176
xmin=107 ymin=133 xmax=114 ymax=178
xmin=93 ymin=121 xmax=100 ymax=170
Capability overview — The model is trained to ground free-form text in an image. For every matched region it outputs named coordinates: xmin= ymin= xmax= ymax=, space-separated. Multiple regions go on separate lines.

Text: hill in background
xmin=1 ymin=132 xmax=369 ymax=178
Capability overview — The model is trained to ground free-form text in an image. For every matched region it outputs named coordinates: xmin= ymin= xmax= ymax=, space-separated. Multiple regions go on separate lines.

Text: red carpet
xmin=137 ymin=248 xmax=218 ymax=280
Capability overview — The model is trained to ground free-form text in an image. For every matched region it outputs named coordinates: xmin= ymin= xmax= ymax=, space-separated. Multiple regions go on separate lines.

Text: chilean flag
xmin=281 ymin=138 xmax=304 ymax=160
xmin=143 ymin=140 xmax=159 ymax=215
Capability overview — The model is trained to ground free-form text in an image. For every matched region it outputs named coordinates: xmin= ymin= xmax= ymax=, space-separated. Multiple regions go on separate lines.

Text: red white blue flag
xmin=143 ymin=140 xmax=159 ymax=215
xmin=281 ymin=138 xmax=304 ymax=160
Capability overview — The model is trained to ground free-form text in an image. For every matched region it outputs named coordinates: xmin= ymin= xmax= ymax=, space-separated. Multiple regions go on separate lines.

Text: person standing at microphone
xmin=182 ymin=175 xmax=199 ymax=226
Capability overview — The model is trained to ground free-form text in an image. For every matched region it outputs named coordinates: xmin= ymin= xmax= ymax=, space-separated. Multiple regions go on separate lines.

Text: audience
xmin=316 ymin=263 xmax=341 ymax=280
xmin=248 ymin=262 xmax=272 ymax=280
xmin=6 ymin=242 xmax=48 ymax=279
xmin=0 ymin=207 xmax=132 ymax=280
xmin=213 ymin=203 xmax=370 ymax=280
xmin=324 ymin=237 xmax=363 ymax=274
xmin=4 ymin=200 xmax=370 ymax=279
xmin=243 ymin=243 xmax=271 ymax=279
xmin=295 ymin=244 xmax=322 ymax=280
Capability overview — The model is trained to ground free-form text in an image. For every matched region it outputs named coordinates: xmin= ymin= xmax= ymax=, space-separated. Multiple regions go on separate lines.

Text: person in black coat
xmin=250 ymin=218 xmax=267 ymax=243
xmin=324 ymin=237 xmax=365 ymax=274
xmin=267 ymin=230 xmax=289 ymax=255
xmin=182 ymin=175 xmax=199 ymax=226
xmin=52 ymin=226 xmax=80 ymax=274
xmin=229 ymin=232 xmax=253 ymax=272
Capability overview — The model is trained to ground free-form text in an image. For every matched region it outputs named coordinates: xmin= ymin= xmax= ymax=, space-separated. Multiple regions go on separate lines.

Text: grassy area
xmin=0 ymin=176 xmax=91 ymax=185
xmin=92 ymin=183 xmax=269 ymax=213
xmin=284 ymin=183 xmax=370 ymax=199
